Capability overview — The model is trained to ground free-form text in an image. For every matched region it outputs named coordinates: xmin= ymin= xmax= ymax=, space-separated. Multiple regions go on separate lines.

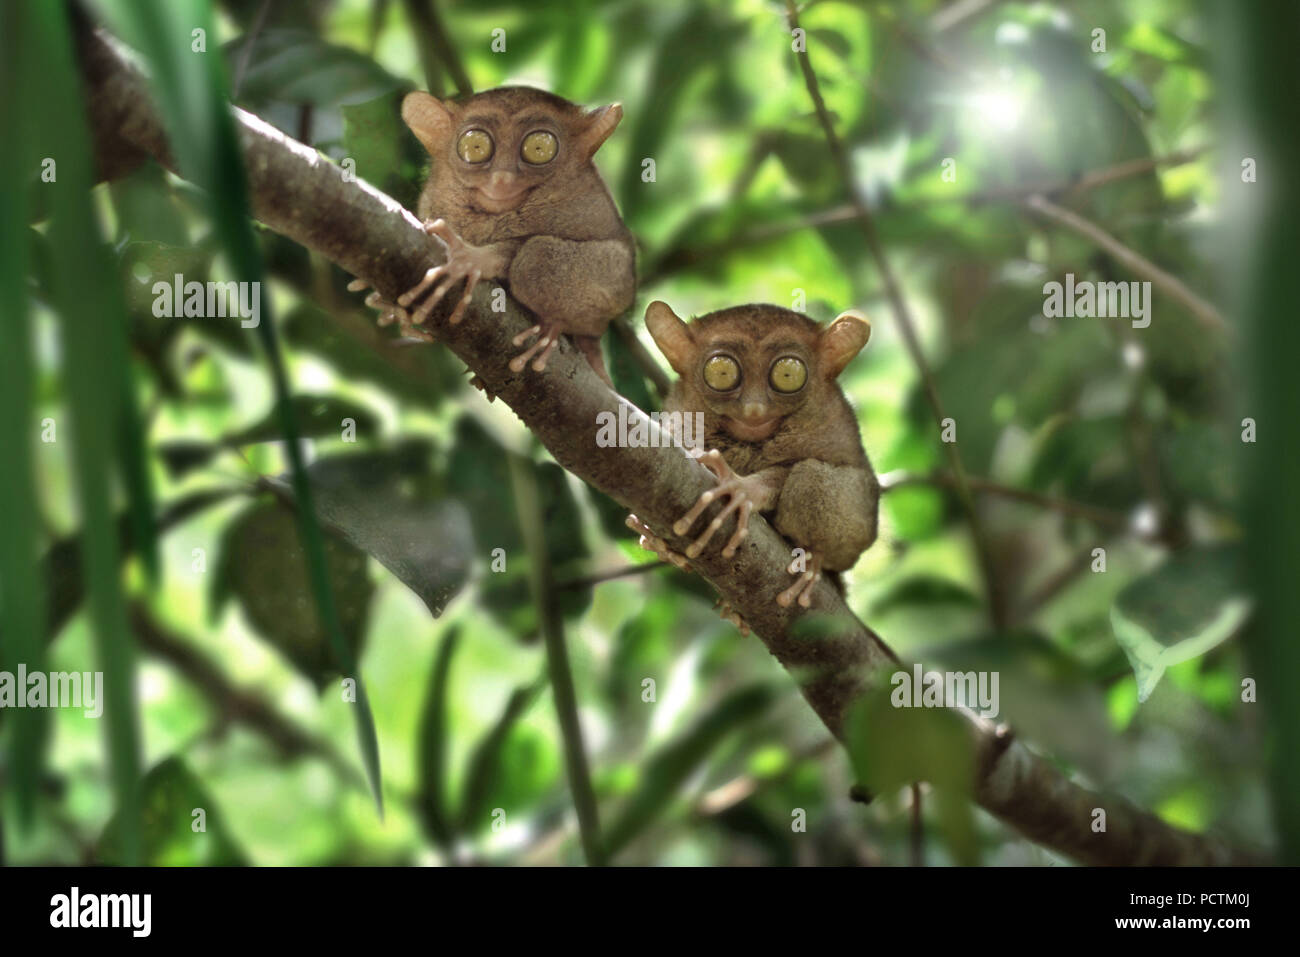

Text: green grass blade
xmin=416 ymin=626 xmax=460 ymax=851
xmin=0 ymin=0 xmax=50 ymax=829
xmin=28 ymin=0 xmax=143 ymax=862
xmin=109 ymin=0 xmax=385 ymax=814
xmin=458 ymin=677 xmax=544 ymax=834
xmin=114 ymin=371 xmax=159 ymax=585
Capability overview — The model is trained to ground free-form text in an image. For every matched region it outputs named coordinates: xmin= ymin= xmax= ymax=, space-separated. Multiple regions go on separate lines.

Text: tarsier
xmin=352 ymin=86 xmax=635 ymax=384
xmin=628 ymin=301 xmax=879 ymax=620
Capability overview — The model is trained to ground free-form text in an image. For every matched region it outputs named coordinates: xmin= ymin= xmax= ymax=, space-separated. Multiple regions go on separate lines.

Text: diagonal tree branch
xmin=783 ymin=0 xmax=1009 ymax=631
xmin=75 ymin=25 xmax=1258 ymax=866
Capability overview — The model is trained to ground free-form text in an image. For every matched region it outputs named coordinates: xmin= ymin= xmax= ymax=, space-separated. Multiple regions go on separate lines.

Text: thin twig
xmin=785 ymin=0 xmax=1008 ymax=629
xmin=642 ymin=149 xmax=1205 ymax=286
xmin=880 ymin=469 xmax=1131 ymax=529
xmin=1018 ymin=545 xmax=1099 ymax=619
xmin=230 ymin=0 xmax=272 ymax=100
xmin=128 ymin=602 xmax=363 ymax=788
xmin=402 ymin=0 xmax=472 ymax=98
xmin=694 ymin=738 xmax=836 ymax=816
xmin=556 ymin=561 xmax=667 ymax=591
xmin=507 ymin=453 xmax=606 ymax=865
xmin=909 ymin=781 xmax=924 ymax=867
xmin=611 ymin=316 xmax=672 ymax=399
xmin=1023 ymin=194 xmax=1229 ymax=333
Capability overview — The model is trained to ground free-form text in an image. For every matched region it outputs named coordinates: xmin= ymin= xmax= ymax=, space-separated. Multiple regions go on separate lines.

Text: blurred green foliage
xmin=0 ymin=0 xmax=1280 ymax=866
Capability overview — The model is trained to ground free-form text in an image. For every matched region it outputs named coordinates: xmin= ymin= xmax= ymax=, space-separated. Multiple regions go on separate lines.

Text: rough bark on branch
xmin=77 ymin=26 xmax=1257 ymax=865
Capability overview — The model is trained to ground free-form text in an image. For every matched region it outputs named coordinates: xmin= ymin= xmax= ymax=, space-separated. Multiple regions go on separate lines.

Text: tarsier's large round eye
xmin=520 ymin=130 xmax=558 ymax=165
xmin=703 ymin=355 xmax=741 ymax=391
xmin=456 ymin=129 xmax=494 ymax=164
xmin=769 ymin=356 xmax=807 ymax=393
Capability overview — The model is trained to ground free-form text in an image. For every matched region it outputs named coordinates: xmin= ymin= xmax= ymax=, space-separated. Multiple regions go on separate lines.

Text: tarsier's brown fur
xmin=355 ymin=85 xmax=879 ymax=619
xmin=399 ymin=86 xmax=635 ymax=380
xmin=634 ymin=301 xmax=879 ymax=613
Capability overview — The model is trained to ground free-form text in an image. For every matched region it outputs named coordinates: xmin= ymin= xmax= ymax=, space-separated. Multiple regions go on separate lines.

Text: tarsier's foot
xmin=347 ymin=280 xmax=436 ymax=342
xmin=673 ymin=449 xmax=760 ymax=559
xmin=510 ymin=321 xmax=562 ymax=374
xmin=625 ymin=515 xmax=691 ymax=570
xmin=627 ymin=515 xmax=749 ymax=635
xmin=777 ymin=550 xmax=823 ymax=609
xmin=398 ymin=218 xmax=493 ymax=327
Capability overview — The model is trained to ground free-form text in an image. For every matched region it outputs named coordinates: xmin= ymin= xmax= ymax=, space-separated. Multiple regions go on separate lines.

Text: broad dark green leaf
xmin=266 ymin=444 xmax=475 ymax=617
xmin=212 ymin=500 xmax=373 ymax=688
xmin=446 ymin=418 xmax=592 ymax=634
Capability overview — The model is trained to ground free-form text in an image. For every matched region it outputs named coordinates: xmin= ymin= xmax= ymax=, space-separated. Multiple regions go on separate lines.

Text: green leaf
xmin=281 ymin=301 xmax=460 ymax=410
xmin=225 ymin=28 xmax=405 ymax=109
xmin=1111 ymin=546 xmax=1252 ymax=702
xmin=266 ymin=444 xmax=475 ymax=617
xmin=97 ymin=757 xmax=248 ymax=865
xmin=603 ymin=683 xmax=775 ymax=858
xmin=844 ymin=687 xmax=978 ymax=865
xmin=870 ymin=576 xmax=981 ymax=617
xmin=458 ymin=678 xmax=545 ymax=833
xmin=341 ymin=93 xmax=417 ymax=207
xmin=416 ymin=627 xmax=460 ymax=851
xmin=446 ymin=418 xmax=592 ymax=634
xmin=212 ymin=501 xmax=373 ymax=688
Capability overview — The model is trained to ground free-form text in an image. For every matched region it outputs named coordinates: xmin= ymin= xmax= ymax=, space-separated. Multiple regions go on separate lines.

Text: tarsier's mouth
xmin=475 ymin=184 xmax=532 ymax=210
xmin=723 ymin=416 xmax=780 ymax=441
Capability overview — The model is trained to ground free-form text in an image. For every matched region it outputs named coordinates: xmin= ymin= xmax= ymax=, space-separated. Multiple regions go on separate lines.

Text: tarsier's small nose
xmin=741 ymin=402 xmax=768 ymax=421
xmin=489 ymin=170 xmax=517 ymax=187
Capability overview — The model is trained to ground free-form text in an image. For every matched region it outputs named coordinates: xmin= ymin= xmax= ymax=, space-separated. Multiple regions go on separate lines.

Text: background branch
xmin=1023 ymin=193 xmax=1229 ymax=333
xmin=784 ymin=0 xmax=1008 ymax=630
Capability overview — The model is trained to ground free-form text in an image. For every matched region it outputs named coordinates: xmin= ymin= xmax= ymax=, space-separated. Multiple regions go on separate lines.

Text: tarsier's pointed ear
xmin=645 ymin=300 xmax=694 ymax=375
xmin=580 ymin=103 xmax=623 ymax=157
xmin=402 ymin=91 xmax=456 ymax=155
xmin=820 ymin=310 xmax=871 ymax=379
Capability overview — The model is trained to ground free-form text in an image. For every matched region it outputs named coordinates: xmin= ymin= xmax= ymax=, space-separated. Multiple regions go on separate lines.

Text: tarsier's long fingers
xmin=673 ymin=449 xmax=751 ymax=554
xmin=683 ymin=492 xmax=751 ymax=559
xmin=509 ymin=325 xmax=556 ymax=373
xmin=530 ymin=336 xmax=561 ymax=372
xmin=398 ymin=265 xmax=446 ymax=311
xmin=447 ymin=268 xmax=481 ymax=326
xmin=355 ymin=286 xmax=438 ymax=342
xmin=422 ymin=217 xmax=461 ymax=251
xmin=719 ymin=498 xmax=753 ymax=558
xmin=696 ymin=448 xmax=736 ymax=482
xmin=777 ymin=552 xmax=823 ymax=608
xmin=409 ymin=269 xmax=464 ymax=325
xmin=363 ymin=291 xmax=403 ymax=326
xmin=625 ymin=515 xmax=691 ymax=570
